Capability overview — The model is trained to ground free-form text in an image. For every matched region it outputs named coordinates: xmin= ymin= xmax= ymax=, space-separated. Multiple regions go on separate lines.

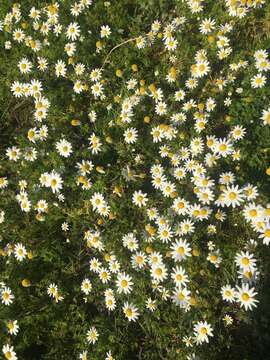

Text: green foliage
xmin=0 ymin=1 xmax=270 ymax=360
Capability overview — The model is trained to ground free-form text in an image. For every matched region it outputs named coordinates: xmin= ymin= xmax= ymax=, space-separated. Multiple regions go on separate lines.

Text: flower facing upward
xmin=193 ymin=321 xmax=214 ymax=344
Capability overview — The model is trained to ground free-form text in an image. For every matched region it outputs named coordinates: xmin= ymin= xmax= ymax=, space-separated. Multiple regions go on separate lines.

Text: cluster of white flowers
xmin=0 ymin=0 xmax=269 ymax=359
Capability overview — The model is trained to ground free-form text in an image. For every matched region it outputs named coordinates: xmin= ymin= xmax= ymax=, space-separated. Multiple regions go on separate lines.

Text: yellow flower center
xmin=249 ymin=209 xmax=257 ymax=217
xmin=241 ymin=257 xmax=249 ymax=266
xmin=177 ymin=247 xmax=185 ymax=255
xmin=120 ymin=280 xmax=128 ymax=288
xmin=125 ymin=308 xmax=133 ymax=317
xmin=228 ymin=192 xmax=236 ymax=200
xmin=210 ymin=254 xmax=217 ymax=262
xmin=51 ymin=179 xmax=57 ymax=187
xmin=241 ymin=293 xmax=250 ymax=301
xmin=219 ymin=144 xmax=227 ymax=151
xmin=177 ymin=292 xmax=185 ymax=301
xmin=5 ymin=351 xmax=12 ymax=360
xmin=101 ymin=272 xmax=107 ymax=279
xmin=2 ymin=293 xmax=10 ymax=301
xmin=200 ymin=327 xmax=208 ymax=335
xmin=264 ymin=229 xmax=270 ymax=238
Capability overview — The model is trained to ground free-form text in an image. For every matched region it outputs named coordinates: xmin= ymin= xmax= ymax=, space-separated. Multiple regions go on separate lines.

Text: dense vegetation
xmin=0 ymin=1 xmax=270 ymax=359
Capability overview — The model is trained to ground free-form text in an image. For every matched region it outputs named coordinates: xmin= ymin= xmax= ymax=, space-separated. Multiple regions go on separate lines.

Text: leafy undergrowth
xmin=0 ymin=1 xmax=270 ymax=359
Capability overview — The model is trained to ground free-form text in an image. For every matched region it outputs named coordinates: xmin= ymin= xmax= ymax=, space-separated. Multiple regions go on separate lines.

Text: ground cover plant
xmin=0 ymin=0 xmax=270 ymax=359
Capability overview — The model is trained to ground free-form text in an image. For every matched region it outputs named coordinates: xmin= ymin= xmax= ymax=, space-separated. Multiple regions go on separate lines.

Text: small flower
xmin=86 ymin=326 xmax=99 ymax=344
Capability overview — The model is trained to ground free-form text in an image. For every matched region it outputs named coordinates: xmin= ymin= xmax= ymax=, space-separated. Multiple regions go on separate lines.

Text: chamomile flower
xmin=1 ymin=287 xmax=14 ymax=306
xmin=6 ymin=146 xmax=21 ymax=161
xmin=199 ymin=18 xmax=216 ymax=34
xmin=132 ymin=190 xmax=148 ymax=207
xmin=235 ymin=283 xmax=258 ymax=311
xmin=14 ymin=243 xmax=27 ymax=261
xmin=86 ymin=327 xmax=99 ymax=344
xmin=261 ymin=107 xmax=270 ymax=125
xmin=2 ymin=344 xmax=17 ymax=360
xmin=235 ymin=251 xmax=257 ymax=272
xmin=223 ymin=185 xmax=244 ymax=208
xmin=116 ymin=273 xmax=133 ymax=294
xmin=194 ymin=60 xmax=210 ymax=78
xmin=55 ymin=60 xmax=67 ymax=77
xmin=213 ymin=138 xmax=233 ymax=157
xmin=171 ymin=239 xmax=192 ymax=262
xmin=124 ymin=128 xmax=138 ymax=144
xmin=81 ymin=278 xmax=92 ymax=295
xmin=193 ymin=321 xmax=214 ymax=344
xmin=66 ymin=22 xmax=80 ymax=41
xmin=56 ymin=139 xmax=73 ymax=158
xmin=258 ymin=222 xmax=270 ymax=245
xmin=122 ymin=302 xmax=139 ymax=321
xmin=251 ymin=73 xmax=266 ymax=88
xmin=47 ymin=283 xmax=58 ymax=298
xmin=221 ymin=285 xmax=236 ymax=303
xmin=150 ymin=263 xmax=168 ymax=283
xmin=18 ymin=58 xmax=32 ymax=74
xmin=47 ymin=171 xmax=63 ymax=194
xmin=172 ymin=286 xmax=191 ymax=307
xmin=6 ymin=320 xmax=19 ymax=335
xmin=100 ymin=25 xmax=111 ymax=38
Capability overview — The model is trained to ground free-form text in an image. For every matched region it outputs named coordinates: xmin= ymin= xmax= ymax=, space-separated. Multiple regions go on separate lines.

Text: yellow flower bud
xmin=266 ymin=167 xmax=270 ymax=176
xmin=21 ymin=279 xmax=31 ymax=287
xmin=145 ymin=246 xmax=153 ymax=254
xmin=159 ymin=124 xmax=169 ymax=131
xmin=145 ymin=224 xmax=155 ymax=236
xmin=192 ymin=248 xmax=200 ymax=257
xmin=144 ymin=116 xmax=150 ymax=123
xmin=131 ymin=64 xmax=138 ymax=72
xmin=169 ymin=66 xmax=176 ymax=79
xmin=115 ymin=69 xmax=122 ymax=77
xmin=104 ymin=253 xmax=111 ymax=261
xmin=0 ymin=248 xmax=6 ymax=256
xmin=109 ymin=212 xmax=115 ymax=220
xmin=208 ymin=35 xmax=215 ymax=43
xmin=36 ymin=213 xmax=44 ymax=222
xmin=96 ymin=166 xmax=105 ymax=174
xmin=77 ymin=175 xmax=86 ymax=184
xmin=197 ymin=103 xmax=204 ymax=111
xmin=71 ymin=119 xmax=81 ymax=126
xmin=189 ymin=297 xmax=197 ymax=306
xmin=170 ymin=191 xmax=177 ymax=199
xmin=105 ymin=136 xmax=113 ymax=144
xmin=97 ymin=218 xmax=103 ymax=225
xmin=179 ymin=132 xmax=185 ymax=139
xmin=148 ymin=83 xmax=156 ymax=93
xmin=139 ymin=87 xmax=145 ymax=95
xmin=21 ymin=22 xmax=28 ymax=29
xmin=68 ymin=57 xmax=74 ymax=65
xmin=96 ymin=40 xmax=102 ymax=49
xmin=243 ymin=97 xmax=252 ymax=103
